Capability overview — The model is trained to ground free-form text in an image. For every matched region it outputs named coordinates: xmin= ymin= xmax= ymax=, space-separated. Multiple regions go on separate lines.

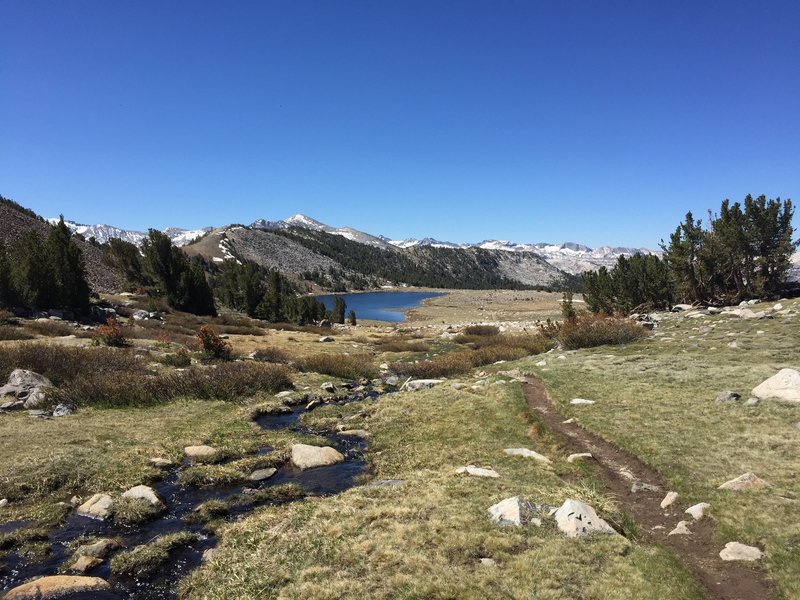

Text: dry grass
xmin=111 ymin=532 xmax=198 ymax=576
xmin=24 ymin=320 xmax=83 ymax=338
xmin=0 ymin=325 xmax=34 ymax=341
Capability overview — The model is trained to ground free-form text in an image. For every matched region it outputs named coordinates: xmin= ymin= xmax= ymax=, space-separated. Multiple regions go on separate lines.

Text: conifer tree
xmin=47 ymin=216 xmax=90 ymax=312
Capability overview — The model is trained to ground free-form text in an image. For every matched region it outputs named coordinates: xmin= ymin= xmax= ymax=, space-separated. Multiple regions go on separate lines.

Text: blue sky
xmin=1 ymin=1 xmax=798 ymax=248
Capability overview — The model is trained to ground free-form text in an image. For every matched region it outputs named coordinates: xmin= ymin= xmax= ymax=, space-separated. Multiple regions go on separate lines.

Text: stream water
xmin=0 ymin=390 xmax=378 ymax=599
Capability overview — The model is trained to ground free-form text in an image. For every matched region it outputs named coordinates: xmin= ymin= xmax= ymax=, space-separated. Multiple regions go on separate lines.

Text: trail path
xmin=522 ymin=377 xmax=773 ymax=600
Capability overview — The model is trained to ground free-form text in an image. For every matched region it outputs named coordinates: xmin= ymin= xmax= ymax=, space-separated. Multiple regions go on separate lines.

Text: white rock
xmin=291 ymin=443 xmax=344 ymax=470
xmin=553 ymin=499 xmax=616 ymax=538
xmin=685 ymin=502 xmax=710 ymax=520
xmin=248 ymin=468 xmax=277 ymax=481
xmin=751 ymin=369 xmax=800 ymax=403
xmin=557 ymin=355 xmax=566 ymax=360
xmin=487 ymin=496 xmax=537 ymax=527
xmin=535 ymin=360 xmax=547 ymax=367
xmin=668 ymin=521 xmax=692 ymax=535
xmin=478 ymin=557 xmax=497 ymax=567
xmin=76 ymin=494 xmax=114 ymax=520
xmin=570 ymin=398 xmax=596 ymax=405
xmin=405 ymin=379 xmax=444 ymax=391
xmin=121 ymin=485 xmax=164 ymax=509
xmin=184 ymin=445 xmax=218 ymax=460
xmin=504 ymin=448 xmax=551 ymax=463
xmin=718 ymin=472 xmax=768 ymax=491
xmin=562 ymin=418 xmax=575 ymax=424
xmin=0 ymin=498 xmax=8 ymax=508
xmin=660 ymin=491 xmax=679 ymax=509
xmin=772 ymin=303 xmax=783 ymax=311
xmin=719 ymin=541 xmax=764 ymax=561
xmin=567 ymin=453 xmax=592 ymax=463
xmin=455 ymin=465 xmax=501 ymax=478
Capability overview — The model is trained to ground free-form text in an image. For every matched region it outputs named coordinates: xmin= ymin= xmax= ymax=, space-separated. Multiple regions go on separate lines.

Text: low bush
xmin=299 ymin=353 xmax=376 ymax=380
xmin=463 ymin=325 xmax=500 ymax=336
xmin=24 ymin=320 xmax=77 ymax=338
xmin=113 ymin=496 xmax=164 ymax=526
xmin=93 ymin=317 xmax=129 ymax=347
xmin=157 ymin=348 xmax=192 ymax=368
xmin=195 ymin=325 xmax=231 ymax=360
xmin=0 ymin=325 xmax=34 ymax=341
xmin=0 ymin=344 xmax=146 ymax=385
xmin=376 ymin=340 xmax=431 ymax=353
xmin=557 ymin=315 xmax=649 ymax=350
xmin=49 ymin=362 xmax=292 ymax=408
xmin=250 ymin=346 xmax=294 ymax=364
xmin=391 ymin=333 xmax=551 ymax=378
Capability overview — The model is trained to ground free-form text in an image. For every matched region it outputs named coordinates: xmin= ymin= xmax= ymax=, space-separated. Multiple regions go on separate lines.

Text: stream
xmin=0 ymin=389 xmax=379 ymax=599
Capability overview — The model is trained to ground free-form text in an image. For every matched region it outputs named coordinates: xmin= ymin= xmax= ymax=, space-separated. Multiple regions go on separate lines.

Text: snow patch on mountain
xmin=51 ymin=219 xmax=211 ymax=247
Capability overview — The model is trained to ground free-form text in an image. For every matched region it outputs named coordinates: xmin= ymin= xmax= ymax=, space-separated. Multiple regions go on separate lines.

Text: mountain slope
xmin=0 ymin=200 xmax=125 ymax=293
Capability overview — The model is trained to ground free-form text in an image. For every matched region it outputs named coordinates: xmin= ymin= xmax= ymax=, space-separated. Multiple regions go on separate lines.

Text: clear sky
xmin=1 ymin=1 xmax=798 ymax=248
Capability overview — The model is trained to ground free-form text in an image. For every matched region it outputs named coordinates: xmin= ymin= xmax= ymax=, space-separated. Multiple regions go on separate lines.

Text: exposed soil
xmin=523 ymin=376 xmax=774 ymax=600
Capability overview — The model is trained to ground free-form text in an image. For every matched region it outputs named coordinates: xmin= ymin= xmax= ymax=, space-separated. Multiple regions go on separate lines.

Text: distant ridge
xmin=45 ymin=211 xmax=657 ymax=275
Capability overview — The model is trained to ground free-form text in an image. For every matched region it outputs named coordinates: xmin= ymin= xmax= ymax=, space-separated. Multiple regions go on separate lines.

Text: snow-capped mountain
xmin=251 ymin=214 xmax=393 ymax=249
xmin=50 ymin=219 xmax=211 ymax=247
xmin=51 ymin=212 xmax=655 ymax=275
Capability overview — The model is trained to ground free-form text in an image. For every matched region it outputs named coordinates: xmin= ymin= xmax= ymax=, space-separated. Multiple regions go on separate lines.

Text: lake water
xmin=316 ymin=291 xmax=445 ymax=322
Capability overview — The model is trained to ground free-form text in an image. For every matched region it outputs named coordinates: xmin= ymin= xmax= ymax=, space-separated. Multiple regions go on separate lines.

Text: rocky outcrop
xmin=487 ymin=496 xmax=539 ymax=527
xmin=76 ymin=494 xmax=114 ymax=520
xmin=0 ymin=369 xmax=53 ymax=409
xmin=718 ymin=472 xmax=767 ymax=491
xmin=719 ymin=541 xmax=764 ymax=561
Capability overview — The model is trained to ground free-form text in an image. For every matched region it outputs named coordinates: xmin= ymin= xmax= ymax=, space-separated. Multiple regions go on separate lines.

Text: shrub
xmin=558 ymin=315 xmax=649 ymax=350
xmin=250 ymin=347 xmax=294 ymax=364
xmin=299 ymin=353 xmax=376 ymax=380
xmin=0 ymin=344 xmax=145 ymax=386
xmin=463 ymin=325 xmax=500 ymax=336
xmin=377 ymin=340 xmax=431 ymax=353
xmin=93 ymin=317 xmax=128 ymax=347
xmin=157 ymin=348 xmax=192 ymax=368
xmin=25 ymin=320 xmax=77 ymax=338
xmin=0 ymin=325 xmax=34 ymax=341
xmin=49 ymin=362 xmax=292 ymax=408
xmin=195 ymin=325 xmax=231 ymax=360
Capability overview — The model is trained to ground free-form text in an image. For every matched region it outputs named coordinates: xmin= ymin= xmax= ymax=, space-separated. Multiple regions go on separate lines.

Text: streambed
xmin=0 ymin=389 xmax=380 ymax=599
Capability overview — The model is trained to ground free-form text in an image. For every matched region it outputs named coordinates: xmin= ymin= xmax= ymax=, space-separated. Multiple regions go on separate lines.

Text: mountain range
xmin=54 ymin=213 xmax=655 ymax=276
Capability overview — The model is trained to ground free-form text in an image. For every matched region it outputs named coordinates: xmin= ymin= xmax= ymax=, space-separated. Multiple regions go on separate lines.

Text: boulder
xmin=668 ymin=521 xmax=692 ymax=535
xmin=487 ymin=496 xmax=539 ymax=527
xmin=685 ymin=502 xmax=710 ymax=520
xmin=719 ymin=541 xmax=764 ymax=561
xmin=184 ymin=445 xmax=218 ymax=460
xmin=660 ymin=491 xmax=679 ymax=509
xmin=0 ymin=498 xmax=8 ymax=508
xmin=291 ymin=443 xmax=345 ymax=470
xmin=121 ymin=485 xmax=164 ymax=509
xmin=631 ymin=481 xmax=660 ymax=493
xmin=67 ymin=555 xmax=103 ymax=574
xmin=553 ymin=499 xmax=616 ymax=538
xmin=504 ymin=448 xmax=551 ymax=463
xmin=52 ymin=403 xmax=73 ymax=417
xmin=715 ymin=391 xmax=741 ymax=403
xmin=405 ymin=379 xmax=444 ymax=391
xmin=319 ymin=336 xmax=335 ymax=343
xmin=718 ymin=472 xmax=767 ymax=491
xmin=248 ymin=468 xmax=277 ymax=482
xmin=132 ymin=309 xmax=150 ymax=321
xmin=455 ymin=465 xmax=501 ymax=478
xmin=76 ymin=494 xmax=114 ymax=520
xmin=0 ymin=369 xmax=53 ymax=409
xmin=320 ymin=382 xmax=336 ymax=393
xmin=74 ymin=538 xmax=119 ymax=559
xmin=149 ymin=457 xmax=173 ymax=468
xmin=3 ymin=575 xmax=111 ymax=599
xmin=751 ymin=369 xmax=800 ymax=403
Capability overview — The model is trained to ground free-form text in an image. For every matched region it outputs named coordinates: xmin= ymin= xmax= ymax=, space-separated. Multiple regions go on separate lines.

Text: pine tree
xmin=9 ymin=231 xmax=57 ymax=309
xmin=47 ymin=216 xmax=90 ymax=312
xmin=332 ymin=295 xmax=346 ymax=324
xmin=0 ymin=245 xmax=13 ymax=307
xmin=661 ymin=212 xmax=706 ymax=303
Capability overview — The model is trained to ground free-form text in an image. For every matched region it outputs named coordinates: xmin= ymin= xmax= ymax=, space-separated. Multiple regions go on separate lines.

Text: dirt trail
xmin=522 ymin=377 xmax=774 ymax=600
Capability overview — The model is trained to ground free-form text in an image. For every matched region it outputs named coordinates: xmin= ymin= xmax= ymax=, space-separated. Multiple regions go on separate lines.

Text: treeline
xmin=0 ymin=217 xmax=91 ymax=313
xmin=101 ymin=230 xmax=216 ymax=315
xmin=210 ymin=261 xmax=329 ymax=324
xmin=583 ymin=195 xmax=797 ymax=314
xmin=275 ymin=227 xmax=572 ymax=291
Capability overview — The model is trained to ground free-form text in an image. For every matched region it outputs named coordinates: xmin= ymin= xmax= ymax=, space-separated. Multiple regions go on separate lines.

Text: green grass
xmin=529 ymin=301 xmax=800 ymax=598
xmin=180 ymin=381 xmax=702 ymax=600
